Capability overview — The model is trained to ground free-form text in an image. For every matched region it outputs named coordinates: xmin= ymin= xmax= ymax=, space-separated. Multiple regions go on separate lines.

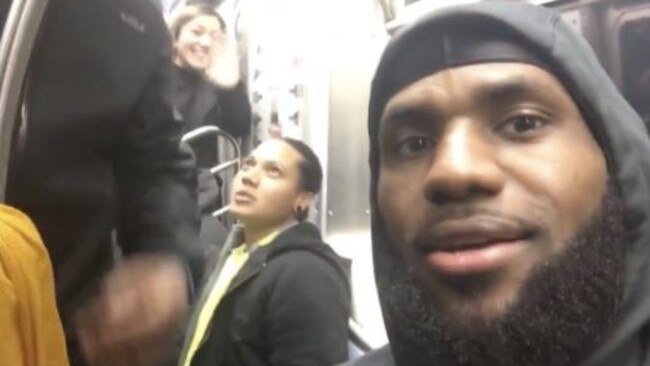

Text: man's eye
xmin=396 ymin=136 xmax=433 ymax=157
xmin=500 ymin=114 xmax=547 ymax=136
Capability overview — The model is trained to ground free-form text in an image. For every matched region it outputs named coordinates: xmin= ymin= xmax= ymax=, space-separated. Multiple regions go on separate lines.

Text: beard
xmin=375 ymin=183 xmax=628 ymax=366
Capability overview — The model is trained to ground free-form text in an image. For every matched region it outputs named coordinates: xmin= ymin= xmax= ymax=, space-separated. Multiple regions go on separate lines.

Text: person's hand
xmin=205 ymin=36 xmax=241 ymax=89
xmin=76 ymin=253 xmax=190 ymax=366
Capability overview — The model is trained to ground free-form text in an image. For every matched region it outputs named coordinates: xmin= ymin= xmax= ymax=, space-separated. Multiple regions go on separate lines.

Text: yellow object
xmin=0 ymin=205 xmax=69 ymax=366
xmin=181 ymin=230 xmax=280 ymax=366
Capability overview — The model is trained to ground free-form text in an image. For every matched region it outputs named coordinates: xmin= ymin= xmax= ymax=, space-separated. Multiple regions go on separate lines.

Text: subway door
xmin=552 ymin=0 xmax=650 ymax=129
xmin=603 ymin=1 xmax=650 ymax=129
xmin=324 ymin=0 xmax=390 ymax=352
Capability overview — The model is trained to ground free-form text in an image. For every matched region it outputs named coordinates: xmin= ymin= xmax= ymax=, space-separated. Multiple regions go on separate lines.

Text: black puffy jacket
xmin=5 ymin=0 xmax=202 ymax=357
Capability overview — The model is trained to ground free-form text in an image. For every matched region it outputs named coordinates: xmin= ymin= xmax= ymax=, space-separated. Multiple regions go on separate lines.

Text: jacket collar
xmin=224 ymin=222 xmax=323 ymax=296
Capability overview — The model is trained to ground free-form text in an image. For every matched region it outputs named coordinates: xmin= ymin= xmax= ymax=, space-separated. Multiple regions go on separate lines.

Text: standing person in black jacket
xmin=179 ymin=138 xmax=351 ymax=366
xmin=168 ymin=5 xmax=251 ymax=160
xmin=5 ymin=1 xmax=202 ymax=365
xmin=168 ymin=5 xmax=251 ymax=222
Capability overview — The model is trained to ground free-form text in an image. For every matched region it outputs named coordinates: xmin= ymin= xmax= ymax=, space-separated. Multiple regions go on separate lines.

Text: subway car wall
xmin=550 ymin=0 xmax=650 ymax=128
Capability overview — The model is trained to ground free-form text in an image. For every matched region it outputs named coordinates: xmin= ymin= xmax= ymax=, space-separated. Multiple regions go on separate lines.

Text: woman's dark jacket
xmin=170 ymin=65 xmax=251 ymax=168
xmin=188 ymin=222 xmax=352 ymax=366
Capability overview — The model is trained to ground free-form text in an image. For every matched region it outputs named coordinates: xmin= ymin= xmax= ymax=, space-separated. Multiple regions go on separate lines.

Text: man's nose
xmin=423 ymin=120 xmax=505 ymax=205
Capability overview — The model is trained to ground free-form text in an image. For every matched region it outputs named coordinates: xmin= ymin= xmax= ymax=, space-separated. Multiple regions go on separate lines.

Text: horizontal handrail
xmin=181 ymin=125 xmax=241 ymax=168
xmin=209 ymin=159 xmax=238 ymax=176
xmin=212 ymin=205 xmax=231 ymax=218
xmin=182 ymin=126 xmax=242 ymax=221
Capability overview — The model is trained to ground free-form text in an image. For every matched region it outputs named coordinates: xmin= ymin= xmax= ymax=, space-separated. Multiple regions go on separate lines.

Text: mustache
xmin=411 ymin=205 xmax=543 ymax=249
xmin=427 ymin=205 xmax=538 ymax=228
xmin=380 ymin=184 xmax=627 ymax=366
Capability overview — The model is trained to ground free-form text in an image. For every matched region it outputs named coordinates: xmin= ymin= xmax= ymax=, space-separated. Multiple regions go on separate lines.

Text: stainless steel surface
xmin=212 ymin=205 xmax=231 ymax=218
xmin=349 ymin=318 xmax=373 ymax=353
xmin=0 ymin=0 xmax=48 ymax=201
xmin=209 ymin=159 xmax=239 ymax=175
xmin=182 ymin=125 xmax=242 ymax=219
xmin=325 ymin=40 xmax=379 ymax=236
xmin=181 ymin=125 xmax=242 ymax=167
xmin=324 ymin=32 xmax=389 ymax=349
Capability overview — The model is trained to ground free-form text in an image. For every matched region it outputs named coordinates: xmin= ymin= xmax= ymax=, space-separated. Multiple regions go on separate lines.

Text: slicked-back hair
xmin=168 ymin=4 xmax=226 ymax=42
xmin=280 ymin=138 xmax=323 ymax=221
xmin=281 ymin=138 xmax=323 ymax=194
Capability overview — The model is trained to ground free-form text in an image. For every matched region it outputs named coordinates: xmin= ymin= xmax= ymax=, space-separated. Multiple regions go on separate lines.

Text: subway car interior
xmin=1 ymin=0 xmax=649 ymax=364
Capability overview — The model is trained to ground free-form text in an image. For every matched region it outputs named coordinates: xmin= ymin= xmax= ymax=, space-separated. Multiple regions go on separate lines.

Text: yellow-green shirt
xmin=180 ymin=230 xmax=280 ymax=366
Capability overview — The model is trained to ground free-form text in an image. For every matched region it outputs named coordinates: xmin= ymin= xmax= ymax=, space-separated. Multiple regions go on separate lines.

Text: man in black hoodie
xmin=345 ymin=2 xmax=650 ymax=366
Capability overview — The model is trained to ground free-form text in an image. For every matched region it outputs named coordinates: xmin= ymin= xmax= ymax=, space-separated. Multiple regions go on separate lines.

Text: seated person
xmin=0 ymin=205 xmax=69 ymax=366
xmin=179 ymin=138 xmax=351 ymax=366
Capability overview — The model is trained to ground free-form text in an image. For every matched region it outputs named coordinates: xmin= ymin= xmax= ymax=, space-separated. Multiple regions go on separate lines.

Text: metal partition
xmin=182 ymin=125 xmax=242 ymax=219
xmin=0 ymin=0 xmax=47 ymax=200
xmin=324 ymin=31 xmax=389 ymax=348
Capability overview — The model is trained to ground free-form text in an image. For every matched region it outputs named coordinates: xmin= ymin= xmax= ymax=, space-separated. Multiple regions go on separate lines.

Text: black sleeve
xmin=114 ymin=44 xmax=204 ymax=285
xmin=266 ymin=252 xmax=351 ymax=366
xmin=212 ymin=82 xmax=252 ymax=138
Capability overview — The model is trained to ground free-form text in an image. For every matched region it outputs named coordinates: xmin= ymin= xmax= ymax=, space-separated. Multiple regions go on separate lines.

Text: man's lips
xmin=416 ymin=216 xmax=533 ymax=276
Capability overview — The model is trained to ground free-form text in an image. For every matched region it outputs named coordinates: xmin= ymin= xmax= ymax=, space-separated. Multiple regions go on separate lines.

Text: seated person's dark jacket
xmin=188 ymin=222 xmax=352 ymax=366
xmin=5 ymin=0 xmax=201 ymax=359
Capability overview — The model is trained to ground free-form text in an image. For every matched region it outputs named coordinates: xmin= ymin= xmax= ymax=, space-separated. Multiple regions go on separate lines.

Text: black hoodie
xmin=183 ymin=222 xmax=352 ymax=366
xmin=347 ymin=2 xmax=650 ymax=366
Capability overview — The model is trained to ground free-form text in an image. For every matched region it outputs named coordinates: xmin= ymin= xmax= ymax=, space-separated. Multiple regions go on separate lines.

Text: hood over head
xmin=368 ymin=2 xmax=650 ymax=365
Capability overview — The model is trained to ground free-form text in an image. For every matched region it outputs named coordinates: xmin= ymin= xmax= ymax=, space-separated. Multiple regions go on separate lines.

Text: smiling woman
xmin=170 ymin=5 xmax=226 ymax=71
xmin=168 ymin=4 xmax=251 ymax=141
xmin=167 ymin=4 xmax=252 ymax=237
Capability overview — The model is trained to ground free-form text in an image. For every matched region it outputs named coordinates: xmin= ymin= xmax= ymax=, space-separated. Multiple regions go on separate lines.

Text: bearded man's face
xmin=376 ymin=63 xmax=626 ymax=366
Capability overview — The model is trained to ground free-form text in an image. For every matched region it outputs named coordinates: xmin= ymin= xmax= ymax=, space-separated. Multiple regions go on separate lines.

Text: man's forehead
xmin=381 ymin=62 xmax=571 ymax=120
